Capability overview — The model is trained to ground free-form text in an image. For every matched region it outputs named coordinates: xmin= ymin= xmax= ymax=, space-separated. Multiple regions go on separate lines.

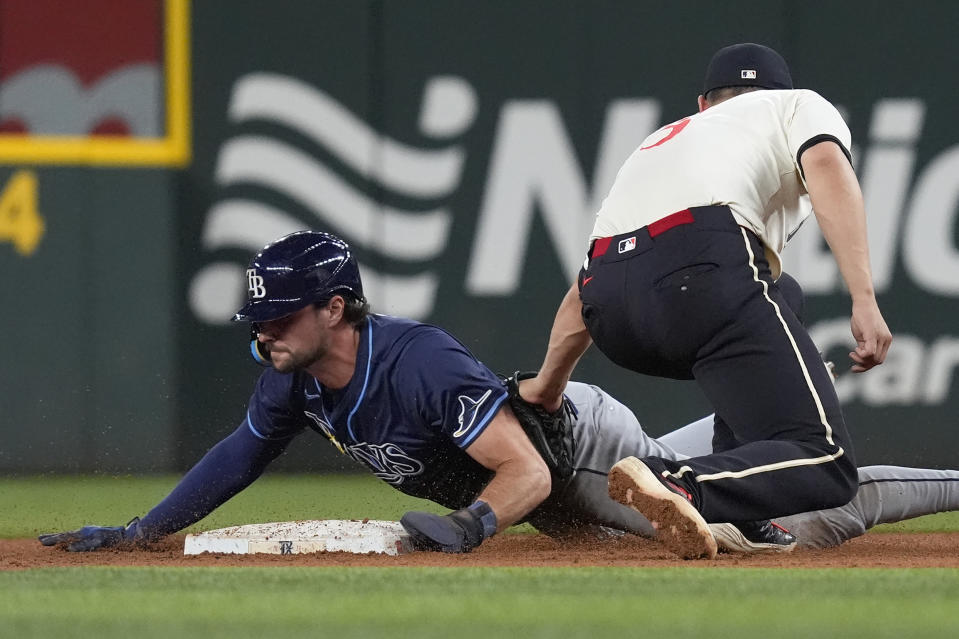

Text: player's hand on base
xmin=38 ymin=518 xmax=141 ymax=552
xmin=401 ymin=502 xmax=495 ymax=553
xmin=849 ymin=299 xmax=892 ymax=372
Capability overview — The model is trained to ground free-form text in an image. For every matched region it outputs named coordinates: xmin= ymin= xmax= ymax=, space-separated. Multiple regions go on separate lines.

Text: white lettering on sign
xmin=187 ymin=74 xmax=959 ymax=410
xmin=810 ymin=318 xmax=959 ymax=406
xmin=467 ymin=99 xmax=660 ymax=294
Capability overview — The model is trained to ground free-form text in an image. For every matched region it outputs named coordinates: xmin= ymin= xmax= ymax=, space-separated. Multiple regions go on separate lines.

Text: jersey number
xmin=640 ymin=117 xmax=691 ymax=150
xmin=0 ymin=170 xmax=45 ymax=256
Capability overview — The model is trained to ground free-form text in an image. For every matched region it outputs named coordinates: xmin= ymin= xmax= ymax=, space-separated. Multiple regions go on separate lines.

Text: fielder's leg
xmin=656 ymin=419 xmax=959 ymax=551
xmin=642 ymin=228 xmax=857 ymax=521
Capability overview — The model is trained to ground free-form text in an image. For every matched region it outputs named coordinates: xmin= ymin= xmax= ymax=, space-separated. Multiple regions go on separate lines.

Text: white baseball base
xmin=183 ymin=519 xmax=414 ymax=556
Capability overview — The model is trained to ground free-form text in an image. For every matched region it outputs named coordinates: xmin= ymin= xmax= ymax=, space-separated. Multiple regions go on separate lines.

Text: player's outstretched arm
xmin=38 ymin=519 xmax=142 ymax=552
xmin=802 ymin=141 xmax=892 ymax=371
xmin=38 ymin=423 xmax=291 ymax=551
xmin=522 ymin=282 xmax=593 ymax=411
xmin=401 ymin=405 xmax=551 ymax=553
xmin=464 ymin=404 xmax=553 ymax=527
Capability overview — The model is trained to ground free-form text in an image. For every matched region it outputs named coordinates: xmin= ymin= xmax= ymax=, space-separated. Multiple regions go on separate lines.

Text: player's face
xmin=255 ymin=305 xmax=330 ymax=373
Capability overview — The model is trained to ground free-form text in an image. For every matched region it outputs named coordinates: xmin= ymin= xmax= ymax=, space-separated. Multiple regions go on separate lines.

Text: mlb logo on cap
xmin=702 ymin=43 xmax=793 ymax=94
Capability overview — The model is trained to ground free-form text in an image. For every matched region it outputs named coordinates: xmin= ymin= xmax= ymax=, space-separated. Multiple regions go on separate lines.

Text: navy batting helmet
xmin=232 ymin=231 xmax=365 ymax=324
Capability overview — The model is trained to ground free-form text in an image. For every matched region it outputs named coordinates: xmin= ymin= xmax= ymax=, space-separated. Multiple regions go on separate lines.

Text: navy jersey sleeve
xmin=136 ymin=422 xmax=291 ymax=538
xmin=136 ymin=369 xmax=307 ymax=538
xmin=395 ymin=327 xmax=508 ymax=448
xmin=244 ymin=368 xmax=309 ymax=441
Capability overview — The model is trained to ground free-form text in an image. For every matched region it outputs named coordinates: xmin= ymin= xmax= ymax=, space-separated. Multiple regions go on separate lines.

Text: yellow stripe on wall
xmin=0 ymin=0 xmax=191 ymax=167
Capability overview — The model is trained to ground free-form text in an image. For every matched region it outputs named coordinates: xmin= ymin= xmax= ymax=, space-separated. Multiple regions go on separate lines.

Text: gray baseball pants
xmin=527 ymin=381 xmax=959 ymax=549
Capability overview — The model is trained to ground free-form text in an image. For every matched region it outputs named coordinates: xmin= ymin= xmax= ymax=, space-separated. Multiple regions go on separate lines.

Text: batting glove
xmin=401 ymin=501 xmax=497 ymax=553
xmin=38 ymin=517 xmax=142 ymax=552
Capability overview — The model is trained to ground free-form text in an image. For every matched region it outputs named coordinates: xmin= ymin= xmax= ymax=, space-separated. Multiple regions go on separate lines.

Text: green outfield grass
xmin=0 ymin=474 xmax=445 ymax=538
xmin=2 ymin=566 xmax=959 ymax=638
xmin=3 ymin=474 xmax=959 ymax=639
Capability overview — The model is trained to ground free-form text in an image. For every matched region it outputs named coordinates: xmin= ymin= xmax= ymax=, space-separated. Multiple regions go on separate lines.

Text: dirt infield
xmin=3 ymin=532 xmax=958 ymax=569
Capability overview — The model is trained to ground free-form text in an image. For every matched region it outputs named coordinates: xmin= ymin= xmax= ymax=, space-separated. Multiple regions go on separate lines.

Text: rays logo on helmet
xmin=246 ymin=269 xmax=267 ymax=299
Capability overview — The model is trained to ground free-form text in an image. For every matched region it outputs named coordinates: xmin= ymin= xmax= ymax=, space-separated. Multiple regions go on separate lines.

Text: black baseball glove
xmin=501 ymin=371 xmax=576 ymax=484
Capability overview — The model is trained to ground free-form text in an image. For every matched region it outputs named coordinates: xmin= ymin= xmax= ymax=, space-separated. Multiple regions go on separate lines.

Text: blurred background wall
xmin=2 ymin=0 xmax=958 ymax=472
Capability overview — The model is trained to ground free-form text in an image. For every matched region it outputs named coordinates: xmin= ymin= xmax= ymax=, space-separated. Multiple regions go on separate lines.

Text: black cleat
xmin=709 ymin=520 xmax=797 ymax=554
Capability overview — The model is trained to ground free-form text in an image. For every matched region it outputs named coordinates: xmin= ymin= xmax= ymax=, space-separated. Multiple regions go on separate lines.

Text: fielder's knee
xmin=820 ymin=451 xmax=859 ymax=510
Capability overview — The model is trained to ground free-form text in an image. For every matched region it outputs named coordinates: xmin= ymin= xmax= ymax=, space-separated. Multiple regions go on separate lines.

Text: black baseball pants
xmin=579 ymin=205 xmax=858 ymax=522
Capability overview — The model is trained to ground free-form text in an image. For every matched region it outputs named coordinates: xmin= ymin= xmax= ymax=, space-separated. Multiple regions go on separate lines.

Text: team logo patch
xmin=618 ymin=236 xmax=637 ymax=254
xmin=246 ymin=268 xmax=266 ymax=299
xmin=345 ymin=442 xmax=426 ymax=485
xmin=741 ymin=69 xmax=757 ymax=79
xmin=453 ymin=389 xmax=492 ymax=437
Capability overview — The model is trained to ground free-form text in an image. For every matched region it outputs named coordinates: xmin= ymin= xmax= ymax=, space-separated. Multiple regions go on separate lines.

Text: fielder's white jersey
xmin=590 ymin=89 xmax=851 ymax=277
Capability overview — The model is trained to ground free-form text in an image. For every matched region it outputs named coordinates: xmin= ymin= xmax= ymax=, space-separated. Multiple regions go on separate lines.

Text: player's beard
xmin=270 ymin=340 xmax=327 ymax=373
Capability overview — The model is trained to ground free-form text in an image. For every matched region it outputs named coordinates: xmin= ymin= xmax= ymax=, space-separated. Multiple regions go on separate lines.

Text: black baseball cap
xmin=702 ymin=43 xmax=793 ymax=95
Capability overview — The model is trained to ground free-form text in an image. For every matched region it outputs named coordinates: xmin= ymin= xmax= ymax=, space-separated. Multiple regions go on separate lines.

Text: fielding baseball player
xmin=521 ymin=42 xmax=893 ymax=558
xmin=39 ymin=232 xmax=959 ymax=557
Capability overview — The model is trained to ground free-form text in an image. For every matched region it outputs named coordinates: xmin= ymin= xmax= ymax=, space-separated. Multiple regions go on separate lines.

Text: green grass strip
xmin=3 ymin=474 xmax=958 ymax=538
xmin=2 ymin=566 xmax=959 ymax=639
xmin=0 ymin=474 xmax=442 ymax=538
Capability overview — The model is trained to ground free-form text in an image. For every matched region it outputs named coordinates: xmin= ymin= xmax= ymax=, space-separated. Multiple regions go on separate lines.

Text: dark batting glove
xmin=401 ymin=501 xmax=497 ymax=553
xmin=38 ymin=517 xmax=142 ymax=552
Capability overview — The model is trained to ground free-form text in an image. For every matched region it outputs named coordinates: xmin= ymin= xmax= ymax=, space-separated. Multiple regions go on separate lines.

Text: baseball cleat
xmin=608 ymin=456 xmax=717 ymax=560
xmin=709 ymin=520 xmax=797 ymax=554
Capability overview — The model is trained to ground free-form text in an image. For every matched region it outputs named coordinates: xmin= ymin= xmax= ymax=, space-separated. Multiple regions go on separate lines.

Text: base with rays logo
xmin=183 ymin=519 xmax=414 ymax=556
